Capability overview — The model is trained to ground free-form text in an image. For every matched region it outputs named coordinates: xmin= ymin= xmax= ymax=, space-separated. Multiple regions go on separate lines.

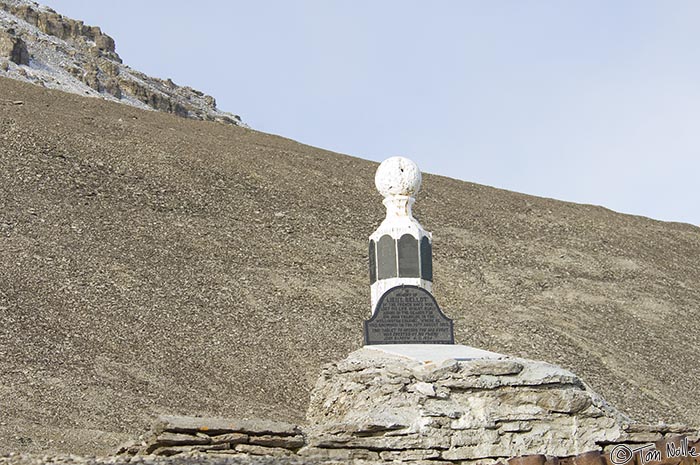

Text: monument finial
xmin=374 ymin=156 xmax=422 ymax=198
xmin=374 ymin=156 xmax=422 ymax=223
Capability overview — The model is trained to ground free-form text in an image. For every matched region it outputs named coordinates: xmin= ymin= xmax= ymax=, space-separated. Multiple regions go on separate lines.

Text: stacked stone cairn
xmin=118 ymin=415 xmax=305 ymax=458
xmin=300 ymin=347 xmax=700 ymax=463
xmin=121 ymin=351 xmax=699 ymax=464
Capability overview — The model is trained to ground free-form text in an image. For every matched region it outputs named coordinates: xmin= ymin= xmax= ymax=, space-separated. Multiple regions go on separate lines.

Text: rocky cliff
xmin=0 ymin=0 xmax=242 ymax=124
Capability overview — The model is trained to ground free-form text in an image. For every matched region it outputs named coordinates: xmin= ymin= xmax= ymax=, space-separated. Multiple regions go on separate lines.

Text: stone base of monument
xmin=302 ymin=345 xmax=699 ymax=463
xmin=120 ymin=346 xmax=699 ymax=464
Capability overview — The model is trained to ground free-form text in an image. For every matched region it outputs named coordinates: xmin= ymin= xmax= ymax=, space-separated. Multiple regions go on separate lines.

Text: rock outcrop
xmin=0 ymin=0 xmax=243 ymax=124
xmin=0 ymin=28 xmax=27 ymax=64
xmin=2 ymin=0 xmax=118 ymax=59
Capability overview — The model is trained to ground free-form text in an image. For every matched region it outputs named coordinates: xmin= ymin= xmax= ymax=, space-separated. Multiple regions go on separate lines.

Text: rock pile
xmin=0 ymin=0 xmax=243 ymax=124
xmin=120 ymin=417 xmax=700 ymax=465
xmin=120 ymin=347 xmax=699 ymax=464
xmin=303 ymin=347 xmax=699 ymax=462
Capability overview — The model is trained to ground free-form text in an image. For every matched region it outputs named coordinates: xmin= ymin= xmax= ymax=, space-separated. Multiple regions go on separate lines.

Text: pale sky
xmin=41 ymin=1 xmax=700 ymax=225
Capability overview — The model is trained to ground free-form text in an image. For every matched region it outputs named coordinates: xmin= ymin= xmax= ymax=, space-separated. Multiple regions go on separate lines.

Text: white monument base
xmin=365 ymin=343 xmax=503 ymax=363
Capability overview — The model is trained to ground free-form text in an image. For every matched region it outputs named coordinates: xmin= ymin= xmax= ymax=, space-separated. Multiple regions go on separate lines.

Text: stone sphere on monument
xmin=374 ymin=156 xmax=422 ymax=198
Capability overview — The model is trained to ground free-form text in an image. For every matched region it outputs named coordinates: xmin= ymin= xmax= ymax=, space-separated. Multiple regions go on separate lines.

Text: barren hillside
xmin=0 ymin=77 xmax=698 ymax=455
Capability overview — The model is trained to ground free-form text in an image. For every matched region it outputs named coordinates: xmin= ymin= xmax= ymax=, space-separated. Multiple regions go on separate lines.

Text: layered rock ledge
xmin=118 ymin=416 xmax=305 ymax=458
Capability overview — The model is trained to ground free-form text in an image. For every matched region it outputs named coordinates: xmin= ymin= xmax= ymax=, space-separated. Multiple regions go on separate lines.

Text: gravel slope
xmin=0 ymin=77 xmax=698 ymax=455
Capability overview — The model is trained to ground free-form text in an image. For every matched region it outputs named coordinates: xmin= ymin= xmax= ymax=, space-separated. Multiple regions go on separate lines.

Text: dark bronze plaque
xmin=377 ymin=234 xmax=397 ymax=279
xmin=420 ymin=236 xmax=432 ymax=281
xmin=398 ymin=234 xmax=419 ymax=278
xmin=364 ymin=285 xmax=454 ymax=345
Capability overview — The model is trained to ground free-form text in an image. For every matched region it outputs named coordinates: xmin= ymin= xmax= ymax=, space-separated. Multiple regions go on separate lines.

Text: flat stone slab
xmin=365 ymin=344 xmax=504 ymax=363
xmin=154 ymin=415 xmax=301 ymax=436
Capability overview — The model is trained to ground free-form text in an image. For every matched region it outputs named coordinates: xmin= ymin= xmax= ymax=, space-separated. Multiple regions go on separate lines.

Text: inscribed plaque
xmin=364 ymin=285 xmax=454 ymax=345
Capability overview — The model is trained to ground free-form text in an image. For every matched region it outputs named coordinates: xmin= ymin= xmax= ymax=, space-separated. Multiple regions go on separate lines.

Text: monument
xmin=122 ymin=156 xmax=699 ymax=463
xmin=364 ymin=156 xmax=454 ymax=345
